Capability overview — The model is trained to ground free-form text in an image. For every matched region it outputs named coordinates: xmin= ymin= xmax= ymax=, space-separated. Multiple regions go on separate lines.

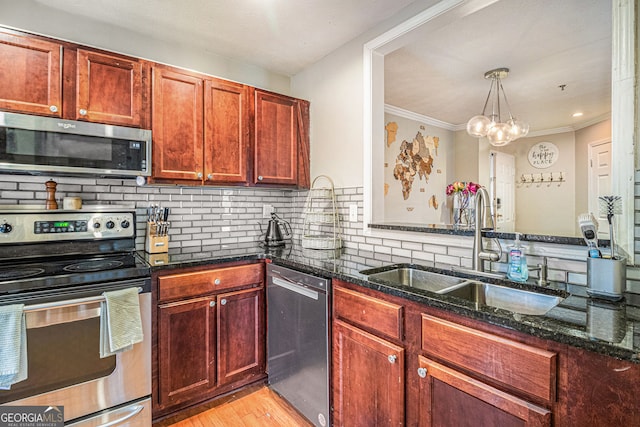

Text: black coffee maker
xmin=258 ymin=212 xmax=292 ymax=247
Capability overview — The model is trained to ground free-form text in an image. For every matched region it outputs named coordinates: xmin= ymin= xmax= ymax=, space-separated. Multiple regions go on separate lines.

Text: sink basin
xmin=443 ymin=281 xmax=564 ymax=315
xmin=361 ymin=267 xmax=467 ymax=293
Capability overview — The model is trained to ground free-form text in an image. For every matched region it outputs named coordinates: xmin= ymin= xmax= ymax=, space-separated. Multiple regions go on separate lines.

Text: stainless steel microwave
xmin=0 ymin=112 xmax=151 ymax=177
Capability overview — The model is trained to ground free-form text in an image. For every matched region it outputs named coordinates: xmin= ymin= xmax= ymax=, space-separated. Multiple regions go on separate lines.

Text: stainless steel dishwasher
xmin=267 ymin=264 xmax=330 ymax=427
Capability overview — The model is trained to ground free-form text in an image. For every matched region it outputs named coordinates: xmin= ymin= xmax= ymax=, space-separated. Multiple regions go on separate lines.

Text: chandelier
xmin=466 ymin=67 xmax=529 ymax=146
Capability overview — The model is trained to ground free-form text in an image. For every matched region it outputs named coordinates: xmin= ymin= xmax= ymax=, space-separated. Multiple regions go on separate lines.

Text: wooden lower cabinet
xmin=158 ymin=297 xmax=216 ymax=406
xmin=153 ymin=263 xmax=266 ymax=420
xmin=332 ymin=319 xmax=405 ymax=426
xmin=217 ymin=288 xmax=264 ymax=386
xmin=417 ymin=355 xmax=551 ymax=427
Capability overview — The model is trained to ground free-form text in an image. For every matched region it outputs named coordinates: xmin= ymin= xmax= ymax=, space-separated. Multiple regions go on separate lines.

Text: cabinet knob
xmin=417 ymin=367 xmax=427 ymax=378
xmin=214 ymin=278 xmax=221 ymax=285
xmin=209 ymin=301 xmax=216 ymax=307
xmin=79 ymin=108 xmax=87 ymax=116
xmin=257 ymin=175 xmax=263 ymax=181
xmin=388 ymin=354 xmax=397 ymax=364
xmin=220 ymin=298 xmax=227 ymax=306
xmin=197 ymin=172 xmax=203 ymax=179
xmin=207 ymin=173 xmax=213 ymax=180
xmin=49 ymin=105 xmax=58 ymax=113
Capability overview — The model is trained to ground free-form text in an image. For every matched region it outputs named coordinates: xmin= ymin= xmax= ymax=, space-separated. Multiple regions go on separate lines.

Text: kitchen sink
xmin=361 ymin=266 xmax=468 ymax=293
xmin=442 ymin=281 xmax=565 ymax=316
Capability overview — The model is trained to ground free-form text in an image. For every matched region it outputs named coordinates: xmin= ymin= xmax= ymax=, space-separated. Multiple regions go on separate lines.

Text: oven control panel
xmin=0 ymin=210 xmax=135 ymax=244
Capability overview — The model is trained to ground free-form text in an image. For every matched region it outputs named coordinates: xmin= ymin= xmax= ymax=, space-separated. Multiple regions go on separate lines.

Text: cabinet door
xmin=152 ymin=66 xmax=204 ymax=181
xmin=254 ymin=90 xmax=298 ymax=185
xmin=417 ymin=356 xmax=551 ymax=427
xmin=76 ymin=49 xmax=143 ymax=126
xmin=0 ymin=30 xmax=62 ymax=116
xmin=158 ymin=297 xmax=216 ymax=406
xmin=333 ymin=319 xmax=404 ymax=426
xmin=217 ymin=288 xmax=265 ymax=386
xmin=204 ymin=79 xmax=250 ymax=184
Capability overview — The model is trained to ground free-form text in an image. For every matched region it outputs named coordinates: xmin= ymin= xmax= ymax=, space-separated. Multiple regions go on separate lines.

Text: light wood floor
xmin=159 ymin=386 xmax=313 ymax=427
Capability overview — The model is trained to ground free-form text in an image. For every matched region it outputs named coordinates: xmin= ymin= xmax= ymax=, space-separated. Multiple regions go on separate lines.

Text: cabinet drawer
xmin=421 ymin=314 xmax=556 ymax=403
xmin=334 ymin=286 xmax=403 ymax=341
xmin=159 ymin=263 xmax=264 ymax=301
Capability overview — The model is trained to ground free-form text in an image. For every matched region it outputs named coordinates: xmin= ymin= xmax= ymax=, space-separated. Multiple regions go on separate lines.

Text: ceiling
xmin=33 ymin=0 xmax=417 ymax=76
xmin=384 ymin=0 xmax=612 ymax=133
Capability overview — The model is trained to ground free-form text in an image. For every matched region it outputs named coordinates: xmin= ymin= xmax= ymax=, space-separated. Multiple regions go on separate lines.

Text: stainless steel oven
xmin=0 ymin=207 xmax=151 ymax=426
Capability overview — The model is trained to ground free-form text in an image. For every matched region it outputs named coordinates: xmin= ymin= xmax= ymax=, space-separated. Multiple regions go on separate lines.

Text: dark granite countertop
xmin=140 ymin=241 xmax=640 ymax=363
xmin=368 ymin=222 xmax=612 ymax=247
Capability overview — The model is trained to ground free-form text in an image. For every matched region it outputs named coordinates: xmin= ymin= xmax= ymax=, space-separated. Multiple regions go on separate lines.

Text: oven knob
xmin=0 ymin=223 xmax=12 ymax=234
xmin=121 ymin=220 xmax=130 ymax=229
xmin=93 ymin=222 xmax=101 ymax=229
xmin=106 ymin=221 xmax=115 ymax=229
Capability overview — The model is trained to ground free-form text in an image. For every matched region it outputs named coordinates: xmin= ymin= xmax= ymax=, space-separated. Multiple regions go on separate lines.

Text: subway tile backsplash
xmin=1 ymin=173 xmax=639 ymax=293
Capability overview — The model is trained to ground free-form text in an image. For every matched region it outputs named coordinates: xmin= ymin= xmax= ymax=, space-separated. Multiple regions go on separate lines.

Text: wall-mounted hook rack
xmin=518 ymin=171 xmax=565 ymax=186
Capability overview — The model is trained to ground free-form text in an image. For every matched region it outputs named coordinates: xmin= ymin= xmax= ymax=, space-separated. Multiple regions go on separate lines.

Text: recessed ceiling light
xmin=572 ymin=112 xmax=584 ymax=117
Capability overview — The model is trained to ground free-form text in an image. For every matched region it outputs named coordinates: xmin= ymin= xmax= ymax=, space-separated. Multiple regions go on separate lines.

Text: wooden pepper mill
xmin=45 ymin=180 xmax=58 ymax=210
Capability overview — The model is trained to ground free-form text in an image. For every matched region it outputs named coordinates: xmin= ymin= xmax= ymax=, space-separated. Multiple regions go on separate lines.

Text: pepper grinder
xmin=45 ymin=180 xmax=58 ymax=210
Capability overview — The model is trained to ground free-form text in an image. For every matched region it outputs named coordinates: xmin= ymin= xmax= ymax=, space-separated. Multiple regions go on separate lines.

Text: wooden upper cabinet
xmin=0 ymin=30 xmax=62 ymax=116
xmin=204 ymin=79 xmax=250 ymax=184
xmin=76 ymin=49 xmax=143 ymax=126
xmin=254 ymin=90 xmax=298 ymax=186
xmin=152 ymin=66 xmax=204 ymax=181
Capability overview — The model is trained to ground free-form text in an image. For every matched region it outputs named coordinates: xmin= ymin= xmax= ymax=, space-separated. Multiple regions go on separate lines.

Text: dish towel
xmin=0 ymin=304 xmax=28 ymax=390
xmin=100 ymin=288 xmax=143 ymax=358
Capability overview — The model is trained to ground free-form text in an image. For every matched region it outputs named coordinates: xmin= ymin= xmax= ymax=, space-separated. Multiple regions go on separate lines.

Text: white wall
xmin=0 ymin=0 xmax=290 ymax=94
xmin=290 ymin=0 xmax=441 ymax=188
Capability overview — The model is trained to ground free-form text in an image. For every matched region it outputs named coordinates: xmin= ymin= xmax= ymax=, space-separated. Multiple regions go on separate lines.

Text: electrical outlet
xmin=263 ymin=204 xmax=274 ymax=218
xmin=349 ymin=204 xmax=358 ymax=222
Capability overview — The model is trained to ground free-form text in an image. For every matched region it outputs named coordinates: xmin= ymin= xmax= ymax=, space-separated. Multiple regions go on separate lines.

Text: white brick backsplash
xmin=2 ymin=174 xmax=640 ymax=292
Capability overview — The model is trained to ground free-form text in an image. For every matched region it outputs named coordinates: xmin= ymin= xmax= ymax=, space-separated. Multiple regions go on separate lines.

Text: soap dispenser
xmin=507 ymin=233 xmax=529 ymax=282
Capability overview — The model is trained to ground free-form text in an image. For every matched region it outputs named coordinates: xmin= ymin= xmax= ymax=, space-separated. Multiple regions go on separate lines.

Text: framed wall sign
xmin=527 ymin=142 xmax=559 ymax=168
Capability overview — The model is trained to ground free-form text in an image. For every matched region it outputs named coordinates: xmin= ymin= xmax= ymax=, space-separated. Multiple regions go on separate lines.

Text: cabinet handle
xmin=207 ymin=173 xmax=213 ymax=180
xmin=49 ymin=105 xmax=58 ymax=113
xmin=257 ymin=175 xmax=263 ymax=181
xmin=197 ymin=172 xmax=203 ymax=179
xmin=214 ymin=278 xmax=221 ymax=285
xmin=209 ymin=301 xmax=216 ymax=307
xmin=417 ymin=367 xmax=427 ymax=378
xmin=388 ymin=354 xmax=397 ymax=364
xmin=79 ymin=108 xmax=87 ymax=116
xmin=220 ymin=298 xmax=227 ymax=306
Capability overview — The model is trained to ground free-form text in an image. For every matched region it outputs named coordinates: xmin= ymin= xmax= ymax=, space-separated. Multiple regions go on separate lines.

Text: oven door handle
xmin=24 ymin=287 xmax=143 ymax=313
xmin=96 ymin=404 xmax=145 ymax=427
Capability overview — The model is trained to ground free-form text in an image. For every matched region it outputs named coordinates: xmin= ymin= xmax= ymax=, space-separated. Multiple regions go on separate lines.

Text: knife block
xmin=145 ymin=222 xmax=169 ymax=254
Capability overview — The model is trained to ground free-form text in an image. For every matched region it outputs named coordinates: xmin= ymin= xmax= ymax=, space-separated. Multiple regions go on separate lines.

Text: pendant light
xmin=466 ymin=68 xmax=529 ymax=146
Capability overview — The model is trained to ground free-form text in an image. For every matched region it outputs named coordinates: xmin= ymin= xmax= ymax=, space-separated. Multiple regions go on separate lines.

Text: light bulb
xmin=508 ymin=118 xmax=529 ymax=140
xmin=486 ymin=122 xmax=512 ymax=146
xmin=466 ymin=115 xmax=492 ymax=137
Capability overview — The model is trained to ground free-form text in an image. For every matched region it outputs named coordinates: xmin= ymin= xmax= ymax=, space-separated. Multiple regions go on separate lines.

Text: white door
xmin=588 ymin=140 xmax=612 ymax=237
xmin=490 ymin=151 xmax=516 ymax=232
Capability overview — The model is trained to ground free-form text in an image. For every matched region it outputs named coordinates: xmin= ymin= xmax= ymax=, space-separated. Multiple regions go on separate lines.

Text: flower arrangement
xmin=446 ymin=181 xmax=480 ymax=228
xmin=446 ymin=181 xmax=480 ymax=196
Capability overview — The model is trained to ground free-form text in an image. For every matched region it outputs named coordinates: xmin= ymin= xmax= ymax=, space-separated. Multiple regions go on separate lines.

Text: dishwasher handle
xmin=271 ymin=276 xmax=320 ymax=300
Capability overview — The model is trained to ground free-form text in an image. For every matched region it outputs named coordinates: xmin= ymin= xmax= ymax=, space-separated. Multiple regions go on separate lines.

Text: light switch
xmin=349 ymin=204 xmax=358 ymax=222
xmin=263 ymin=204 xmax=274 ymax=218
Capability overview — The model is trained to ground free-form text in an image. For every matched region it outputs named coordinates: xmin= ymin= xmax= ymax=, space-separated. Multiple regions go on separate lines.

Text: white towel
xmin=100 ymin=288 xmax=143 ymax=358
xmin=0 ymin=304 xmax=28 ymax=390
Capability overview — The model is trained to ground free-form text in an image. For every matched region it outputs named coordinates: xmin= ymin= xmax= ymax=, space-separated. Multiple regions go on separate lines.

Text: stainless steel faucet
xmin=472 ymin=187 xmax=501 ymax=272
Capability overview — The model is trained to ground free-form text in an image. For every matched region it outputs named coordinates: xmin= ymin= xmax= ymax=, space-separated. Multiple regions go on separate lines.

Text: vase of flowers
xmin=446 ymin=181 xmax=479 ymax=229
